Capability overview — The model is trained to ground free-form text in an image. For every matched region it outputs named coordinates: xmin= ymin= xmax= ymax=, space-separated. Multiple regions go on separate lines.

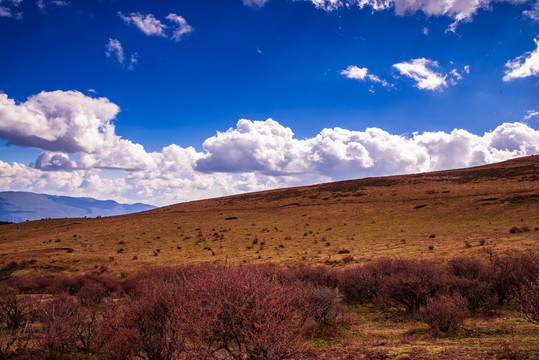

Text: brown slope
xmin=1 ymin=156 xmax=538 ymax=277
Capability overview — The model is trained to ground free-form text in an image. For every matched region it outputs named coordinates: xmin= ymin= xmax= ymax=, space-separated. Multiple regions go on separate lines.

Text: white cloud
xmin=118 ymin=12 xmax=167 ymax=37
xmin=165 ymin=13 xmax=193 ymax=41
xmin=243 ymin=0 xmax=270 ymax=7
xmin=393 ymin=58 xmax=463 ymax=90
xmin=37 ymin=0 xmax=69 ymax=11
xmin=341 ymin=65 xmax=391 ymax=87
xmin=106 ymin=38 xmax=124 ymax=64
xmin=1 ymin=90 xmax=538 ymax=206
xmin=0 ymin=90 xmax=120 ymax=154
xmin=503 ymin=37 xmax=539 ymax=81
xmin=0 ymin=0 xmax=22 ymax=19
xmin=524 ymin=0 xmax=539 ymax=20
xmin=524 ymin=109 xmax=539 ymax=120
xmin=307 ymin=0 xmax=536 ymax=30
xmin=118 ymin=11 xmax=193 ymax=42
xmin=128 ymin=53 xmax=138 ymax=71
xmin=106 ymin=39 xmax=137 ymax=71
xmin=195 ymin=119 xmax=539 ymax=181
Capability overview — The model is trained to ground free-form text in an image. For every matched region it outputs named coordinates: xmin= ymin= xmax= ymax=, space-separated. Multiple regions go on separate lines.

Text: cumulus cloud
xmin=243 ymin=0 xmax=270 ymax=7
xmin=0 ymin=90 xmax=120 ymax=154
xmin=307 ymin=0 xmax=535 ymax=30
xmin=0 ymin=0 xmax=22 ymax=19
xmin=118 ymin=11 xmax=193 ymax=41
xmin=503 ymin=37 xmax=539 ymax=81
xmin=1 ymin=90 xmax=538 ymax=206
xmin=195 ymin=119 xmax=539 ymax=182
xmin=393 ymin=58 xmax=463 ymax=90
xmin=341 ymin=65 xmax=391 ymax=87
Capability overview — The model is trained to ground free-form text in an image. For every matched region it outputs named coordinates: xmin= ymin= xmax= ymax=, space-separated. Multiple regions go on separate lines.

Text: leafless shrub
xmin=38 ymin=294 xmax=80 ymax=359
xmin=419 ymin=295 xmax=468 ymax=336
xmin=518 ymin=280 xmax=539 ymax=325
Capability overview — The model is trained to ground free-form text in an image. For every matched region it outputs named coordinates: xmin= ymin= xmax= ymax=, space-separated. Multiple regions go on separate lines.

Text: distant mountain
xmin=0 ymin=191 xmax=156 ymax=222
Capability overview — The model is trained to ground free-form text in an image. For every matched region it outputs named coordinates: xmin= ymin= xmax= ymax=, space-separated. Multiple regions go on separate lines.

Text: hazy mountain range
xmin=0 ymin=191 xmax=156 ymax=223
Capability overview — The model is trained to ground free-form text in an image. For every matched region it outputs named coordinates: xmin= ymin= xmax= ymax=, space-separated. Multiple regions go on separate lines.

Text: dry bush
xmin=96 ymin=265 xmax=314 ymax=360
xmin=487 ymin=250 xmax=539 ymax=305
xmin=291 ymin=265 xmax=339 ymax=288
xmin=37 ymin=294 xmax=81 ymax=359
xmin=447 ymin=257 xmax=496 ymax=311
xmin=304 ymin=286 xmax=343 ymax=328
xmin=0 ymin=284 xmax=34 ymax=357
xmin=419 ymin=295 xmax=468 ymax=336
xmin=338 ymin=258 xmax=396 ymax=304
xmin=340 ymin=258 xmax=449 ymax=312
xmin=377 ymin=259 xmax=448 ymax=313
xmin=518 ymin=280 xmax=539 ymax=325
xmin=94 ymin=304 xmax=136 ymax=360
xmin=173 ymin=265 xmax=311 ymax=360
xmin=0 ymin=284 xmax=27 ymax=330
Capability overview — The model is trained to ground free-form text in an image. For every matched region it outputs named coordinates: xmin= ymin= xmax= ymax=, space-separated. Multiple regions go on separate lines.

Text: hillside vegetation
xmin=1 ymin=156 xmax=537 ymax=276
xmin=0 ymin=156 xmax=538 ymax=359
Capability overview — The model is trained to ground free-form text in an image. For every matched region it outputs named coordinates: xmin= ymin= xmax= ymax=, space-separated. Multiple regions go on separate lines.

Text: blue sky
xmin=0 ymin=0 xmax=538 ymax=206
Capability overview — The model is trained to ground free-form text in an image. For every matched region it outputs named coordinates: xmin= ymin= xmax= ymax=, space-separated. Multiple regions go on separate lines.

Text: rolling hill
xmin=0 ymin=191 xmax=156 ymax=223
xmin=0 ymin=156 xmax=537 ymax=277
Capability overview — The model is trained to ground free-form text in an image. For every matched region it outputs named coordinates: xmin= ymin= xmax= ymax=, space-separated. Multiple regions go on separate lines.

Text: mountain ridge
xmin=0 ymin=191 xmax=156 ymax=223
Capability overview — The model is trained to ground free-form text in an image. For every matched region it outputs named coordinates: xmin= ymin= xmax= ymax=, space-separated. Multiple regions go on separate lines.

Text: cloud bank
xmin=0 ymin=90 xmax=538 ymax=206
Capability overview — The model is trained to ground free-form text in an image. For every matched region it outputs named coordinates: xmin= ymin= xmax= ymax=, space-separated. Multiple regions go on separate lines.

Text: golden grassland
xmin=0 ymin=156 xmax=538 ymax=359
xmin=1 ymin=156 xmax=538 ymax=276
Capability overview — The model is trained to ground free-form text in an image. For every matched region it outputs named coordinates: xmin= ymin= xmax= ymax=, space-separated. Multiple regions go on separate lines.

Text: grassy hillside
xmin=1 ymin=155 xmax=537 ymax=277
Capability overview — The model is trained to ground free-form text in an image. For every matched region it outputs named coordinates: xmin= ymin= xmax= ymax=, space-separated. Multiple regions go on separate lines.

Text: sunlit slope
xmin=1 ymin=156 xmax=538 ymax=276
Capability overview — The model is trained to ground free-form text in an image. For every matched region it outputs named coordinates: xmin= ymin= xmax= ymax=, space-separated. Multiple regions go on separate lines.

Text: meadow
xmin=0 ymin=156 xmax=538 ymax=359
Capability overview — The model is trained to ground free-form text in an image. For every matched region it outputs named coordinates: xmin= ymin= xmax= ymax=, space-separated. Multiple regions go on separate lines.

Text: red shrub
xmin=519 ymin=280 xmax=539 ymax=325
xmin=487 ymin=251 xmax=539 ymax=305
xmin=174 ymin=265 xmax=310 ymax=359
xmin=419 ymin=295 xmax=468 ymax=336
xmin=291 ymin=265 xmax=339 ymax=288
xmin=304 ymin=286 xmax=342 ymax=327
xmin=447 ymin=257 xmax=496 ymax=310
xmin=98 ymin=265 xmax=313 ymax=359
xmin=0 ymin=285 xmax=27 ymax=330
xmin=37 ymin=294 xmax=81 ymax=359
xmin=76 ymin=281 xmax=108 ymax=307
xmin=338 ymin=258 xmax=397 ymax=304
xmin=378 ymin=259 xmax=449 ymax=313
xmin=94 ymin=304 xmax=136 ymax=360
